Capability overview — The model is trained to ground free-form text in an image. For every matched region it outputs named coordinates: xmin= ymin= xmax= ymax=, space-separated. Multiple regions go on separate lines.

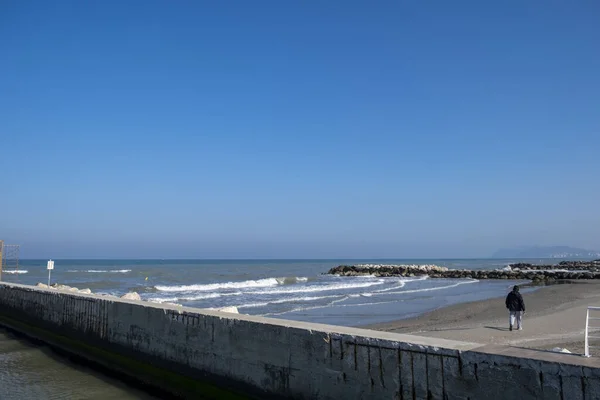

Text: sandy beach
xmin=364 ymin=280 xmax=600 ymax=355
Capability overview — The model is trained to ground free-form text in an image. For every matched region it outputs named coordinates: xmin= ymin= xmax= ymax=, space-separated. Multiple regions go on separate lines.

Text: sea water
xmin=3 ymin=258 xmax=550 ymax=326
xmin=0 ymin=327 xmax=158 ymax=399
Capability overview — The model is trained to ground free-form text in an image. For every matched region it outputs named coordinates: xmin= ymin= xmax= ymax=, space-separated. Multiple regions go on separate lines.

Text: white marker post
xmin=47 ymin=259 xmax=54 ymax=287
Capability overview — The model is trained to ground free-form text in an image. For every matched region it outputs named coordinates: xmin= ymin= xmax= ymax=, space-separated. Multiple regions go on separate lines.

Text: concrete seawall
xmin=1 ymin=282 xmax=600 ymax=399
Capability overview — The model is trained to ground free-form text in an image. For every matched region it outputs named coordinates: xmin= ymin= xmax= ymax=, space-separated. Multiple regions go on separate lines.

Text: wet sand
xmin=364 ymin=281 xmax=600 ymax=355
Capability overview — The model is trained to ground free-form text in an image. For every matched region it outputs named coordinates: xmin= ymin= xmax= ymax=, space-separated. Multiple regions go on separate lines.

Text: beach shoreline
xmin=363 ymin=280 xmax=600 ymax=355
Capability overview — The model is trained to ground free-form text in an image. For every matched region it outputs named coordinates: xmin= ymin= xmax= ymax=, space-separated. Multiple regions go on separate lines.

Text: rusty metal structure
xmin=0 ymin=240 xmax=20 ymax=280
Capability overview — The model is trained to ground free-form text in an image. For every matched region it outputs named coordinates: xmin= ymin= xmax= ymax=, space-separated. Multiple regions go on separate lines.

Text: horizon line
xmin=16 ymin=257 xmax=593 ymax=261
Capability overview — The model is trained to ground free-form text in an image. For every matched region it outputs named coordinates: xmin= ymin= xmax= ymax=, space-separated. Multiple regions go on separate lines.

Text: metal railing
xmin=585 ymin=306 xmax=600 ymax=357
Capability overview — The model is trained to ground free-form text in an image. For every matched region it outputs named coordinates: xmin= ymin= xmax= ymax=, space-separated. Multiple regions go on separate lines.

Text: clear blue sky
xmin=1 ymin=1 xmax=599 ymax=259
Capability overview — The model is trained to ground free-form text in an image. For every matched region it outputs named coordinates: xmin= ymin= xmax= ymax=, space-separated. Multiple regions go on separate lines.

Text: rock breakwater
xmin=327 ymin=260 xmax=600 ymax=281
xmin=328 ymin=264 xmax=448 ymax=277
xmin=508 ymin=260 xmax=600 ymax=271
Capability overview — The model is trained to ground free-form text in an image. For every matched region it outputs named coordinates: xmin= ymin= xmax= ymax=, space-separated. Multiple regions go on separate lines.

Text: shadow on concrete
xmin=484 ymin=326 xmax=510 ymax=332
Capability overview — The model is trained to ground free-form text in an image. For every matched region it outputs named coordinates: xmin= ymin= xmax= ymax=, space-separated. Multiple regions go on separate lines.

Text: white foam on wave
xmin=246 ymin=279 xmax=386 ymax=295
xmin=67 ymin=269 xmax=132 ymax=273
xmin=3 ymin=270 xmax=28 ymax=274
xmin=371 ymin=282 xmax=406 ymax=293
xmin=89 ymin=269 xmax=132 ymax=273
xmin=239 ymin=294 xmax=343 ymax=309
xmin=406 ymin=275 xmax=429 ymax=282
xmin=155 ymin=278 xmax=280 ymax=292
xmin=155 ymin=276 xmax=309 ymax=292
xmin=266 ymin=299 xmax=399 ymax=315
xmin=263 ymin=302 xmax=342 ymax=317
xmin=147 ymin=292 xmax=232 ymax=303
xmin=275 ymin=276 xmax=309 ymax=285
xmin=353 ymin=276 xmax=429 ymax=296
xmin=261 ymin=295 xmax=355 ymax=317
xmin=376 ymin=279 xmax=479 ymax=296
xmin=336 ymin=299 xmax=399 ymax=308
xmin=262 ymin=281 xmax=479 ymax=318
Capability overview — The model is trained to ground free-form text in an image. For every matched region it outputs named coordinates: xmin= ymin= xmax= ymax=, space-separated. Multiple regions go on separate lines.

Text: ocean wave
xmin=406 ymin=275 xmax=430 ymax=282
xmin=67 ymin=269 xmax=132 ymax=273
xmin=239 ymin=294 xmax=343 ymax=309
xmin=155 ymin=278 xmax=278 ymax=292
xmin=263 ymin=298 xmax=399 ymax=316
xmin=262 ymin=299 xmax=398 ymax=318
xmin=155 ymin=276 xmax=308 ymax=292
xmin=369 ymin=276 xmax=428 ymax=293
xmin=371 ymin=282 xmax=406 ymax=293
xmin=261 ymin=292 xmax=389 ymax=317
xmin=147 ymin=292 xmax=228 ymax=303
xmin=336 ymin=300 xmax=400 ymax=308
xmin=376 ymin=279 xmax=479 ymax=296
xmin=263 ymin=302 xmax=343 ymax=317
xmin=2 ymin=270 xmax=28 ymax=274
xmin=246 ymin=279 xmax=386 ymax=295
xmin=263 ymin=284 xmax=478 ymax=318
xmin=275 ymin=276 xmax=309 ymax=285
xmin=146 ymin=291 xmax=244 ymax=303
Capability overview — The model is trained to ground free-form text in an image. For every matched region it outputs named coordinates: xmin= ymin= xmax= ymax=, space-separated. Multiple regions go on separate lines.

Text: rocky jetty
xmin=327 ymin=260 xmax=600 ymax=282
xmin=508 ymin=260 xmax=600 ymax=271
xmin=328 ymin=264 xmax=449 ymax=277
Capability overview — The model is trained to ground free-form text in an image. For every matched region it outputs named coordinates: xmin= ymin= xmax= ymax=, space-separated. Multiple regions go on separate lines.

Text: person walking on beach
xmin=505 ymin=285 xmax=525 ymax=331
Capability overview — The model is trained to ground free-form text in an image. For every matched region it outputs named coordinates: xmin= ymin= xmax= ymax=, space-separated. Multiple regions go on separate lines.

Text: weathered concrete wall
xmin=1 ymin=282 xmax=599 ymax=399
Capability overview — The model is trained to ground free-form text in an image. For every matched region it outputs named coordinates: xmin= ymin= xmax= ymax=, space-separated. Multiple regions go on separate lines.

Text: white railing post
xmin=585 ymin=307 xmax=590 ymax=357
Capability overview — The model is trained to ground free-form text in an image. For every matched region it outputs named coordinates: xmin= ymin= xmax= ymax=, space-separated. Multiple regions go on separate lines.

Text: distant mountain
xmin=492 ymin=246 xmax=600 ymax=259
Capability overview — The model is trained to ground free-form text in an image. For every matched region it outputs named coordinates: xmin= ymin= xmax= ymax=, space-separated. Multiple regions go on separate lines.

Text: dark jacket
xmin=505 ymin=290 xmax=525 ymax=312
